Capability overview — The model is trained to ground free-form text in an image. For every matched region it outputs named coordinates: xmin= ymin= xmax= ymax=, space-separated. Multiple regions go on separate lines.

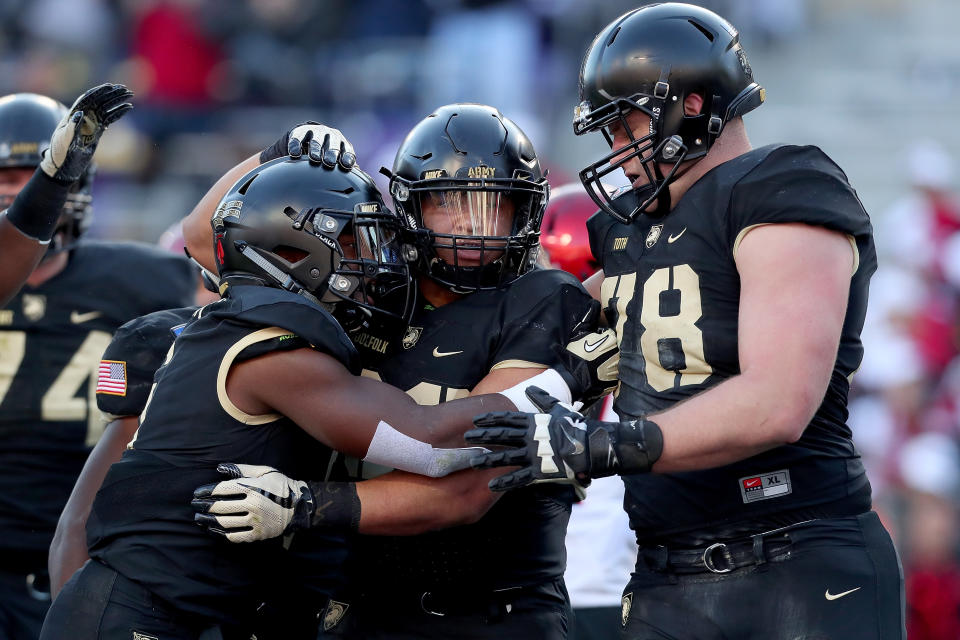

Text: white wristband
xmin=497 ymin=368 xmax=572 ymax=412
xmin=363 ymin=420 xmax=488 ymax=478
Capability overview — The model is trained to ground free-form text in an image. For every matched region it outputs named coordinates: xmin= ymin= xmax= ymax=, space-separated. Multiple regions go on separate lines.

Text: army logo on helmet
xmin=645 ymin=224 xmax=663 ymax=249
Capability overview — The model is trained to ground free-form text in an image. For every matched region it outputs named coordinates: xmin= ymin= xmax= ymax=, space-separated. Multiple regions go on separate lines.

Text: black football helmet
xmin=0 ymin=93 xmax=94 ymax=247
xmin=214 ymin=157 xmax=414 ymax=334
xmin=575 ymin=2 xmax=765 ymax=222
xmin=383 ymin=103 xmax=548 ymax=293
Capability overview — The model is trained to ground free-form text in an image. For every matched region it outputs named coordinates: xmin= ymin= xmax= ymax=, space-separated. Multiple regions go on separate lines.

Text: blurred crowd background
xmin=3 ymin=0 xmax=960 ymax=636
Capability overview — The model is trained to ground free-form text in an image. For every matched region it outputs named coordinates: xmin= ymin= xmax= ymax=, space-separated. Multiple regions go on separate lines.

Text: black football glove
xmin=260 ymin=122 xmax=356 ymax=169
xmin=554 ymin=301 xmax=620 ymax=405
xmin=466 ymin=386 xmax=663 ymax=492
xmin=40 ymin=83 xmax=133 ymax=184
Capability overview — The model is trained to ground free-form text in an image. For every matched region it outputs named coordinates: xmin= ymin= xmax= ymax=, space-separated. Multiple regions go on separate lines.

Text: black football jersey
xmin=87 ymin=285 xmax=359 ymax=624
xmin=588 ymin=145 xmax=877 ymax=543
xmin=0 ymin=241 xmax=195 ymax=557
xmin=96 ymin=306 xmax=200 ymax=419
xmin=348 ymin=267 xmax=596 ymax=592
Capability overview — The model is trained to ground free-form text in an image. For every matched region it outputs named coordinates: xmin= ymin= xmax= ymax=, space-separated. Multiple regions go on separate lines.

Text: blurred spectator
xmin=898 ymin=434 xmax=960 ymax=639
xmin=124 ymin=0 xmax=226 ymax=154
xmin=421 ymin=1 xmax=544 ymax=142
xmin=876 ymin=140 xmax=960 ymax=278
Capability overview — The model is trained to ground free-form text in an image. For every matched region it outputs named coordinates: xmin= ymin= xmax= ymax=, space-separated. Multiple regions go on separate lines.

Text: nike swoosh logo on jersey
xmin=433 ymin=347 xmax=464 ymax=358
xmin=824 ymin=587 xmax=861 ymax=601
xmin=667 ymin=228 xmax=687 ymax=243
xmin=583 ymin=335 xmax=609 ymax=353
xmin=70 ymin=310 xmax=103 ymax=324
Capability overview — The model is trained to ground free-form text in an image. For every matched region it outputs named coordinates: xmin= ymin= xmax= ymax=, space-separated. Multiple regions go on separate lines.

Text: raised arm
xmin=1 ymin=83 xmax=133 ymax=305
xmin=182 ymin=154 xmax=260 ymax=273
xmin=183 ymin=123 xmax=357 ymax=273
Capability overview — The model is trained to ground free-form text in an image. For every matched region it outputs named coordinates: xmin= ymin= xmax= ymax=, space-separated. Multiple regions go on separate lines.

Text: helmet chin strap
xmin=653 ymin=162 xmax=672 ymax=214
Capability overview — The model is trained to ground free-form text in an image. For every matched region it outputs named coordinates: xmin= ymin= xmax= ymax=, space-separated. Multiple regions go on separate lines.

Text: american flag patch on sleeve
xmin=96 ymin=360 xmax=127 ymax=396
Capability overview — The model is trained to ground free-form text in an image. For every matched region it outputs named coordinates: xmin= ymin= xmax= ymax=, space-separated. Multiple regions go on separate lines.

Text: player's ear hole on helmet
xmin=271 ymin=246 xmax=309 ymax=264
xmin=684 ymin=93 xmax=704 ymax=117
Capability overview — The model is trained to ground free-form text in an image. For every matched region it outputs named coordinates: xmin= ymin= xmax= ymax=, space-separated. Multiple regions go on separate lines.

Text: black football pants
xmin=39 ymin=560 xmax=230 ymax=640
xmin=321 ymin=577 xmax=570 ymax=639
xmin=619 ymin=511 xmax=905 ymax=639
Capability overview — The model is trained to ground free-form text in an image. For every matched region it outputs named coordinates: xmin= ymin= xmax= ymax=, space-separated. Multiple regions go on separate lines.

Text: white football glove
xmin=191 ymin=463 xmax=314 ymax=543
xmin=40 ymin=83 xmax=133 ymax=183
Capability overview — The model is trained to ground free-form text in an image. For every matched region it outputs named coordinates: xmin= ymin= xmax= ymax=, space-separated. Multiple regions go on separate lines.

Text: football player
xmin=0 ymin=85 xmax=197 ymax=638
xmin=48 ymin=225 xmax=219 ymax=598
xmin=40 ymin=155 xmax=599 ymax=639
xmin=47 ymin=124 xmax=356 ymax=602
xmin=47 ymin=305 xmax=199 ymax=597
xmin=325 ymin=104 xmax=610 ymax=639
xmin=467 ymin=4 xmax=904 ymax=639
xmin=185 ymin=106 xmax=616 ymax=639
xmin=0 ymin=87 xmax=129 ymax=306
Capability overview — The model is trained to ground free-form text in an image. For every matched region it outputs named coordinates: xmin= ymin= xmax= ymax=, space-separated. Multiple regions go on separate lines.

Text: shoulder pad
xmin=729 ymin=144 xmax=872 ymax=242
xmin=218 ymin=286 xmax=361 ymax=374
xmin=96 ymin=306 xmax=200 ymax=417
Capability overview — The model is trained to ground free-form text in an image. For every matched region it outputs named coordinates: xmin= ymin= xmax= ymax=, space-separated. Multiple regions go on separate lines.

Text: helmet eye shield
xmin=319 ymin=207 xmax=414 ymax=331
xmin=392 ymin=174 xmax=547 ymax=291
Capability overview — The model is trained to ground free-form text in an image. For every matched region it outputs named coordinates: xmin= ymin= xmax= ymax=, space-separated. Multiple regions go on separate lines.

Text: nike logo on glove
xmin=238 ymin=482 xmax=296 ymax=508
xmin=563 ymin=430 xmax=585 ymax=455
xmin=824 ymin=587 xmax=860 ymax=601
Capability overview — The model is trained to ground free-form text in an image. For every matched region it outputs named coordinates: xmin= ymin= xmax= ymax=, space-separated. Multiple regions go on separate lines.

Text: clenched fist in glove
xmin=40 ymin=83 xmax=133 ymax=184
xmin=466 ymin=386 xmax=663 ymax=491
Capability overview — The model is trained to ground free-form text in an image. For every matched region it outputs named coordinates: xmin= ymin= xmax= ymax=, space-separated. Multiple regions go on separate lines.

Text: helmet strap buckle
xmin=707 ymin=115 xmax=723 ymax=136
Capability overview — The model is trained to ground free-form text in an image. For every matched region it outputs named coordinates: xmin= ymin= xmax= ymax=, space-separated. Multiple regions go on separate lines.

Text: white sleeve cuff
xmin=497 ymin=368 xmax=572 ymax=413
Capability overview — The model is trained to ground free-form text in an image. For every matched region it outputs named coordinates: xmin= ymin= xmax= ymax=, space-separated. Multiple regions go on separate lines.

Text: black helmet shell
xmin=388 ymin=103 xmax=548 ymax=292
